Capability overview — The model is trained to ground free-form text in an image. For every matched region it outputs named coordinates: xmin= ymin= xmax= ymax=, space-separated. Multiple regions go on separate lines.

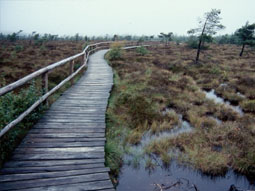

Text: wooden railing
xmin=0 ymin=41 xmax=145 ymax=138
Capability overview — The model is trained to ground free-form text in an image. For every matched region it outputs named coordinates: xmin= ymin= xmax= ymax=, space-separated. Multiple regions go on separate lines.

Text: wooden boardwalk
xmin=0 ymin=50 xmax=115 ymax=191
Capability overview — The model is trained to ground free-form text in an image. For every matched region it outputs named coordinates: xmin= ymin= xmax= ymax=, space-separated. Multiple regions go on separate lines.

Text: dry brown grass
xmin=107 ymin=42 xmax=255 ymax=177
xmin=0 ymin=40 xmax=85 ymax=86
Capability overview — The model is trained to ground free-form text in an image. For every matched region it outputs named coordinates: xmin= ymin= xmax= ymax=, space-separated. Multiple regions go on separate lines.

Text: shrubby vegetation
xmin=107 ymin=43 xmax=124 ymax=60
xmin=106 ymin=43 xmax=255 ymax=179
xmin=0 ymin=83 xmax=46 ymax=167
xmin=136 ymin=46 xmax=149 ymax=56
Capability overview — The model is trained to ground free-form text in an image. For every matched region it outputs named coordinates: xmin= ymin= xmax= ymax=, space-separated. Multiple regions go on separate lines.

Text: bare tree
xmin=188 ymin=9 xmax=225 ymax=64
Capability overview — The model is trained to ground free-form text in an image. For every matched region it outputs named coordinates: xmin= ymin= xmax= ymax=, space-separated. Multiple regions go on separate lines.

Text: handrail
xmin=0 ymin=41 xmax=147 ymax=138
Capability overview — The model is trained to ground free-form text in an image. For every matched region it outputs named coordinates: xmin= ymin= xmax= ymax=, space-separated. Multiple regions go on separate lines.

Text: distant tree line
xmin=1 ymin=16 xmax=254 ymax=61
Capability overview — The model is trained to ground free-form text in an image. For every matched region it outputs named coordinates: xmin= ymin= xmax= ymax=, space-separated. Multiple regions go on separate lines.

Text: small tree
xmin=158 ymin=32 xmax=173 ymax=46
xmin=137 ymin=37 xmax=144 ymax=45
xmin=235 ymin=22 xmax=255 ymax=57
xmin=113 ymin=34 xmax=118 ymax=41
xmin=7 ymin=30 xmax=23 ymax=42
xmin=188 ymin=9 xmax=225 ymax=64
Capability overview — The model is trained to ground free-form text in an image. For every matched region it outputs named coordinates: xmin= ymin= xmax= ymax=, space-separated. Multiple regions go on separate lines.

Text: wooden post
xmin=83 ymin=53 xmax=87 ymax=64
xmin=42 ymin=72 xmax=49 ymax=106
xmin=80 ymin=54 xmax=84 ymax=65
xmin=70 ymin=60 xmax=74 ymax=85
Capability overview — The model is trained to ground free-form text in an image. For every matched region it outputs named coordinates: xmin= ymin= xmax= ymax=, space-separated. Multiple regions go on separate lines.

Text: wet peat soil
xmin=106 ymin=43 xmax=255 ymax=190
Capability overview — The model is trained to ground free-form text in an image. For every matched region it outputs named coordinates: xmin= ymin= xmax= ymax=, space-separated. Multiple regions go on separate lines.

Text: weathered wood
xmin=29 ymin=128 xmax=105 ymax=133
xmin=1 ymin=163 xmax=105 ymax=174
xmin=19 ymin=180 xmax=113 ymax=191
xmin=42 ymin=71 xmax=49 ymax=106
xmin=0 ymin=42 xmax=114 ymax=96
xmin=24 ymin=133 xmax=105 ymax=139
xmin=0 ymin=172 xmax=110 ymax=190
xmin=14 ymin=146 xmax=104 ymax=154
xmin=3 ymin=158 xmax=104 ymax=168
xmin=0 ymin=167 xmax=110 ymax=182
xmin=19 ymin=141 xmax=105 ymax=148
xmin=69 ymin=60 xmax=75 ymax=85
xmin=22 ymin=137 xmax=106 ymax=143
xmin=0 ymin=47 xmax=149 ymax=190
xmin=11 ymin=152 xmax=104 ymax=160
xmin=0 ymin=60 xmax=88 ymax=138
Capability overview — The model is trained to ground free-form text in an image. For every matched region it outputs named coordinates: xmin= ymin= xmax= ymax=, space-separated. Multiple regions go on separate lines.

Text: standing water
xmin=116 ymin=108 xmax=254 ymax=191
xmin=117 ymin=160 xmax=254 ymax=191
xmin=204 ymin=89 xmax=244 ymax=116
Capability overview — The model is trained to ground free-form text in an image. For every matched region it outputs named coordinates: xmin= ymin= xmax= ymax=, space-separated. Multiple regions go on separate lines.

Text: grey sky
xmin=0 ymin=0 xmax=254 ymax=37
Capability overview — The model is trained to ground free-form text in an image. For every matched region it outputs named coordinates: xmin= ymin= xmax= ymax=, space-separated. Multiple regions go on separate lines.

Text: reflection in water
xmin=204 ymin=89 xmax=244 ymax=116
xmin=117 ymin=160 xmax=254 ymax=191
xmin=117 ymin=107 xmax=254 ymax=191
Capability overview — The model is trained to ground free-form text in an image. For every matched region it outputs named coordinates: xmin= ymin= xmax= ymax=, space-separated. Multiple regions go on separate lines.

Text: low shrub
xmin=108 ymin=43 xmax=123 ymax=60
xmin=0 ymin=83 xmax=46 ymax=167
xmin=136 ymin=46 xmax=149 ymax=56
xmin=14 ymin=45 xmax=24 ymax=52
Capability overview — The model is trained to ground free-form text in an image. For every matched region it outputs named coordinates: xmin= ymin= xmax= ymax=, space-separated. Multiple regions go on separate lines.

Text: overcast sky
xmin=0 ymin=0 xmax=254 ymax=37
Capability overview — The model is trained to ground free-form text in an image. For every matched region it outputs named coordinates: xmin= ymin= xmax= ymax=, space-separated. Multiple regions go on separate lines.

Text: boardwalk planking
xmin=0 ymin=50 xmax=115 ymax=191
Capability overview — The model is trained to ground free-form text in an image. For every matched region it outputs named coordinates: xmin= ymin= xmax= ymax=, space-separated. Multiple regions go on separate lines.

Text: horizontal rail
xmin=0 ymin=61 xmax=88 ymax=137
xmin=0 ymin=41 xmax=148 ymax=138
xmin=0 ymin=42 xmax=114 ymax=96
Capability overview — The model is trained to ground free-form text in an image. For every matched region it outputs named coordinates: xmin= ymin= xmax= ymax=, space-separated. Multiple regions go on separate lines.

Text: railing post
xmin=80 ymin=54 xmax=84 ymax=65
xmin=70 ymin=60 xmax=74 ymax=85
xmin=42 ymin=71 xmax=49 ymax=106
xmin=84 ymin=53 xmax=87 ymax=64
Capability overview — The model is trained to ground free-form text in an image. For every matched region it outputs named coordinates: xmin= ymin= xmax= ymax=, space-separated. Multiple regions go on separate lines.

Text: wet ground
xmin=116 ymin=104 xmax=254 ymax=191
xmin=204 ymin=89 xmax=244 ymax=116
xmin=117 ymin=160 xmax=254 ymax=191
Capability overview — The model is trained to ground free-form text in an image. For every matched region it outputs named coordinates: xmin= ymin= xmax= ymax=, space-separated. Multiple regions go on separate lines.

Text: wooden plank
xmin=14 ymin=146 xmax=104 ymax=153
xmin=1 ymin=163 xmax=105 ymax=174
xmin=0 ymin=167 xmax=110 ymax=182
xmin=39 ymin=119 xmax=106 ymax=123
xmin=29 ymin=128 xmax=105 ymax=133
xmin=19 ymin=180 xmax=113 ymax=191
xmin=21 ymin=137 xmax=106 ymax=143
xmin=19 ymin=141 xmax=105 ymax=148
xmin=11 ymin=152 xmax=104 ymax=160
xmin=0 ymin=49 xmax=119 ymax=190
xmin=0 ymin=60 xmax=88 ymax=138
xmin=0 ymin=172 xmax=110 ymax=191
xmin=24 ymin=132 xmax=105 ymax=138
xmin=3 ymin=159 xmax=105 ymax=168
xmin=35 ymin=122 xmax=106 ymax=126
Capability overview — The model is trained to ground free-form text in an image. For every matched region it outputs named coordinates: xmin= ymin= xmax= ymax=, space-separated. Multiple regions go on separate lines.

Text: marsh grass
xmin=106 ymin=43 xmax=255 ymax=178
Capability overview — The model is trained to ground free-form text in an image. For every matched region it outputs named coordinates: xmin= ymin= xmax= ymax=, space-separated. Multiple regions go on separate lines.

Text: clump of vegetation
xmin=241 ymin=100 xmax=255 ymax=112
xmin=107 ymin=42 xmax=124 ymax=60
xmin=106 ymin=43 xmax=255 ymax=179
xmin=0 ymin=83 xmax=46 ymax=167
xmin=105 ymin=140 xmax=123 ymax=176
xmin=136 ymin=46 xmax=149 ymax=56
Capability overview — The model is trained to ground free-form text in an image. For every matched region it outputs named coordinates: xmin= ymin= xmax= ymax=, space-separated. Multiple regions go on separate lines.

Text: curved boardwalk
xmin=0 ymin=50 xmax=114 ymax=191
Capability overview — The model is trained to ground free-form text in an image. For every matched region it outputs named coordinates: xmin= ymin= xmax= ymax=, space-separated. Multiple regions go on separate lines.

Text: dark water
xmin=116 ymin=106 xmax=254 ymax=191
xmin=117 ymin=160 xmax=254 ymax=191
